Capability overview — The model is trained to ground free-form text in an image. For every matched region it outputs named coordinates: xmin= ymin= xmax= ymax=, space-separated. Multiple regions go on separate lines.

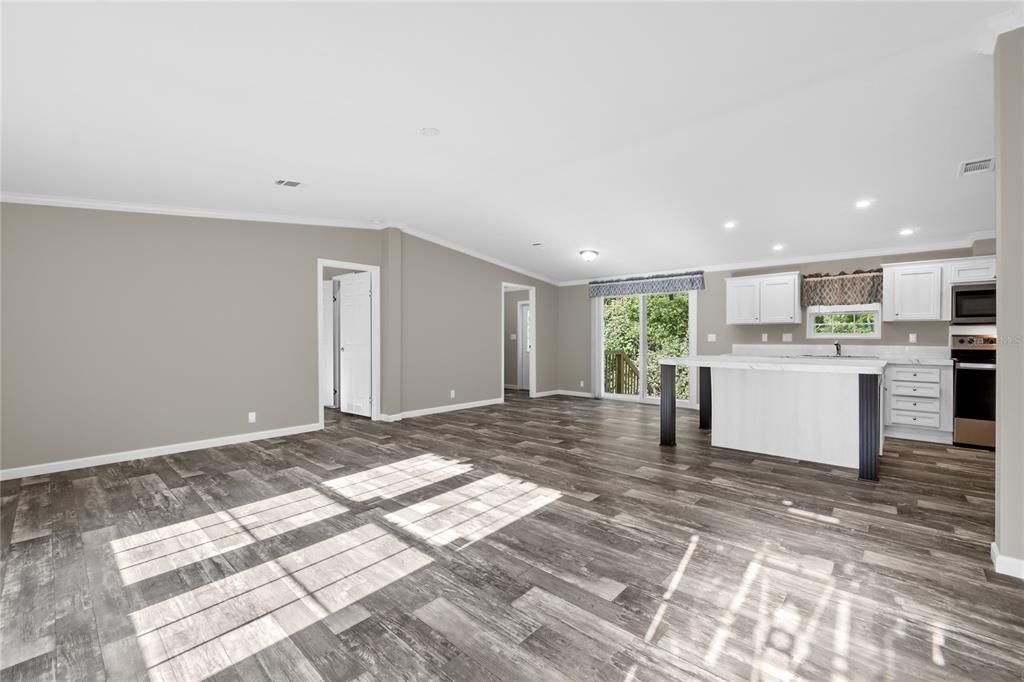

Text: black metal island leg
xmin=660 ymin=363 xmax=676 ymax=446
xmin=699 ymin=366 xmax=711 ymax=431
xmin=858 ymin=373 xmax=881 ymax=482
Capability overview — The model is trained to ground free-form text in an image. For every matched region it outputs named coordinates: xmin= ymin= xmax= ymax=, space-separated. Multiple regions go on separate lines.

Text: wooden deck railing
xmin=604 ymin=350 xmax=640 ymax=395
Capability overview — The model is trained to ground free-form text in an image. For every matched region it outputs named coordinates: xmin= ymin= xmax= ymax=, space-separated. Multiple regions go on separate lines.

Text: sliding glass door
xmin=602 ymin=291 xmax=696 ymax=406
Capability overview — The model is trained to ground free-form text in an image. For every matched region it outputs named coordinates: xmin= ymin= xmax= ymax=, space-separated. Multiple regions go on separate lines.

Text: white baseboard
xmin=0 ymin=422 xmax=322 ymax=481
xmin=991 ymin=542 xmax=1024 ymax=579
xmin=379 ymin=397 xmax=504 ymax=422
xmin=533 ymin=389 xmax=594 ymax=398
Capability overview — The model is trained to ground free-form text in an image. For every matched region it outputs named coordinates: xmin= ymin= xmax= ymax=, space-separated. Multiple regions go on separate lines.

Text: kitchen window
xmin=806 ymin=304 xmax=882 ymax=339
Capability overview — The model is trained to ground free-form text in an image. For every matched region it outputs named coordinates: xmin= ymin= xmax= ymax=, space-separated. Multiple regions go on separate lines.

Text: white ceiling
xmin=2 ymin=2 xmax=1018 ymax=284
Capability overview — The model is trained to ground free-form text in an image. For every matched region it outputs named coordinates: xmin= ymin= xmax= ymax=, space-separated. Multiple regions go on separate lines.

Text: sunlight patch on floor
xmin=384 ymin=473 xmax=561 ymax=548
xmin=130 ymin=523 xmax=431 ymax=681
xmin=322 ymin=453 xmax=473 ymax=501
xmin=110 ymin=488 xmax=348 ymax=584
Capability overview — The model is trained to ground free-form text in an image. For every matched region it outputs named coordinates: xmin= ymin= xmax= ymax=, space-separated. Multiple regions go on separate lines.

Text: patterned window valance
xmin=801 ymin=269 xmax=883 ymax=307
xmin=588 ymin=271 xmax=705 ymax=298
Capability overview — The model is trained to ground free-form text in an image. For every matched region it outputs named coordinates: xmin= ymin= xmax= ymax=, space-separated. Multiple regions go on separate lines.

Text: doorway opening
xmin=501 ymin=283 xmax=536 ymax=399
xmin=595 ymin=290 xmax=697 ymax=408
xmin=317 ymin=259 xmax=381 ymax=425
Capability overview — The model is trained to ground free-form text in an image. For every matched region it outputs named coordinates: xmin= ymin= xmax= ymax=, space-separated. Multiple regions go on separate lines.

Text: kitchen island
xmin=660 ymin=355 xmax=886 ymax=481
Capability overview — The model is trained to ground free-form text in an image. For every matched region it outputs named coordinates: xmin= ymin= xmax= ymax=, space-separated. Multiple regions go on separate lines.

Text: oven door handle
xmin=957 ymin=362 xmax=996 ymax=370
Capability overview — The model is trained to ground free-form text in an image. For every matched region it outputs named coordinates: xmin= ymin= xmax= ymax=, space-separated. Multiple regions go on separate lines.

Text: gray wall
xmin=398 ymin=233 xmax=558 ymax=413
xmin=503 ymin=290 xmax=529 ymax=386
xmin=994 ymin=28 xmax=1023 ymax=567
xmin=558 ymin=285 xmax=592 ymax=393
xmin=0 ymin=204 xmax=559 ymax=469
xmin=1 ymin=203 xmax=381 ymax=468
xmin=697 ymin=248 xmax=975 ymax=354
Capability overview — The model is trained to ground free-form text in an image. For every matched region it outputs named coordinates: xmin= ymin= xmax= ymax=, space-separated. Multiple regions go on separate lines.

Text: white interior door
xmin=517 ymin=301 xmax=531 ymax=389
xmin=338 ymin=271 xmax=372 ymax=417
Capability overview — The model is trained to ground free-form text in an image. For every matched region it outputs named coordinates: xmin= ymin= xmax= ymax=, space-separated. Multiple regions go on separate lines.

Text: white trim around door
xmin=501 ymin=283 xmax=537 ymax=400
xmin=317 ymin=259 xmax=381 ymax=426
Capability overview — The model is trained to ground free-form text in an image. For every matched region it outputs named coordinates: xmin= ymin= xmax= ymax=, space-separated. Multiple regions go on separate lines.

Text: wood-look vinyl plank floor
xmin=1 ymin=392 xmax=1021 ymax=681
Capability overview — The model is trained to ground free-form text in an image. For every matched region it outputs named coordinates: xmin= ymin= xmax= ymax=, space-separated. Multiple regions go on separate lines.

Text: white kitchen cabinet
xmin=883 ymin=363 xmax=953 ymax=444
xmin=725 ymin=272 xmax=801 ymax=325
xmin=882 ymin=263 xmax=942 ymax=321
xmin=949 ymin=257 xmax=996 ymax=283
xmin=725 ymin=278 xmax=761 ymax=324
xmin=759 ymin=275 xmax=801 ymax=323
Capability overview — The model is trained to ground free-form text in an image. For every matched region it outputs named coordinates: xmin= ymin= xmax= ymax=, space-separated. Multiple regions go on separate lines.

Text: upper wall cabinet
xmin=725 ymin=272 xmax=802 ymax=325
xmin=882 ymin=256 xmax=995 ymax=322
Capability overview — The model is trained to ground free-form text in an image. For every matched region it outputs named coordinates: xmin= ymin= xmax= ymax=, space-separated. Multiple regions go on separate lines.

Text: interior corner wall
xmin=380 ymin=227 xmax=404 ymax=416
xmin=398 ymin=233 xmax=558 ymax=412
xmin=0 ymin=202 xmax=384 ymax=470
xmin=994 ymin=27 xmax=1024 ymax=569
xmin=503 ymin=290 xmax=529 ymax=386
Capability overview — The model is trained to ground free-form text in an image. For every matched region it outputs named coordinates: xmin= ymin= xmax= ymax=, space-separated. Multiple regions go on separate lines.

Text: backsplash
xmin=732 ymin=343 xmax=950 ymax=360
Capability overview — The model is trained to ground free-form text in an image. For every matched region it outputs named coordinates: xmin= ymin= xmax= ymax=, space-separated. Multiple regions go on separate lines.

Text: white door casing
xmin=338 ymin=271 xmax=372 ymax=417
xmin=517 ymin=301 xmax=531 ymax=389
xmin=320 ymin=281 xmax=335 ymax=406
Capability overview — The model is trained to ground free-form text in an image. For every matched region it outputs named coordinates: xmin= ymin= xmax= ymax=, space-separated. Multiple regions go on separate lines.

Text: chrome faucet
xmin=834 ymin=341 xmax=842 ymax=357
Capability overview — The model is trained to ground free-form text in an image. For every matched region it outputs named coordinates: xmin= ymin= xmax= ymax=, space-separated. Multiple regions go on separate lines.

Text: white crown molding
xmin=0 ymin=422 xmax=321 ymax=481
xmin=1 ymin=192 xmax=390 ymax=231
xmin=399 ymin=225 xmax=558 ymax=286
xmin=991 ymin=542 xmax=1024 ymax=579
xmin=556 ymin=236 xmax=991 ymax=287
xmin=1 ymin=192 xmax=560 ymax=285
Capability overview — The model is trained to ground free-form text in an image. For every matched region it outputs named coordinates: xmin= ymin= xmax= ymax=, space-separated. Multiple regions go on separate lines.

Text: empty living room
xmin=2 ymin=2 xmax=1023 ymax=680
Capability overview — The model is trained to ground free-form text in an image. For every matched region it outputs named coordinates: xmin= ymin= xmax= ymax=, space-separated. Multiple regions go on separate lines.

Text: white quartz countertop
xmin=661 ymin=354 xmax=888 ymax=374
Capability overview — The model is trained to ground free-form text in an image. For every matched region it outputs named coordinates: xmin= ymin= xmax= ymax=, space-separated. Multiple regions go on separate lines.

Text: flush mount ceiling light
xmin=579 ymin=249 xmax=599 ymax=262
xmin=772 ymin=244 xmax=785 ymax=251
xmin=899 ymin=227 xmax=918 ymax=236
xmin=723 ymin=220 xmax=738 ymax=229
xmin=274 ymin=179 xmax=301 ymax=187
xmin=420 ymin=127 xmax=440 ymax=137
xmin=854 ymin=198 xmax=875 ymax=209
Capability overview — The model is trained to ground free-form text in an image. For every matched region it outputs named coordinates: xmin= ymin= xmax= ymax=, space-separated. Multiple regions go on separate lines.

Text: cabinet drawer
xmin=890 ymin=381 xmax=940 ymax=398
xmin=890 ymin=395 xmax=940 ymax=414
xmin=888 ymin=367 xmax=940 ymax=384
xmin=889 ymin=410 xmax=941 ymax=429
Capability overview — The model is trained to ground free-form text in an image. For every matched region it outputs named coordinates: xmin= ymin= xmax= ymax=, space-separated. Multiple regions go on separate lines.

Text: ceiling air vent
xmin=274 ymin=179 xmax=302 ymax=187
xmin=959 ymin=158 xmax=994 ymax=176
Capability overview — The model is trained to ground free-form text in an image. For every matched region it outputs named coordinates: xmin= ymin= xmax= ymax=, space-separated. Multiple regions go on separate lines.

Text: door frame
xmin=517 ymin=299 xmax=531 ymax=389
xmin=592 ymin=290 xmax=699 ymax=409
xmin=317 ymin=259 xmax=381 ymax=425
xmin=501 ymin=283 xmax=537 ymax=400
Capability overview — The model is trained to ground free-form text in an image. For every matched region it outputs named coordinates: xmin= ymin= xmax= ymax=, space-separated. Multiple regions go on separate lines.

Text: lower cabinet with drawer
xmin=883 ymin=363 xmax=953 ymax=444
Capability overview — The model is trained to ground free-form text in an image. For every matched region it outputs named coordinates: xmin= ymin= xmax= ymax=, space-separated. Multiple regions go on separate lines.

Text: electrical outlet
xmin=782 ymin=333 xmax=793 ymax=343
xmin=908 ymin=333 xmax=918 ymax=343
xmin=707 ymin=333 xmax=717 ymax=343
xmin=510 ymin=333 xmax=517 ymax=341
xmin=579 ymin=380 xmax=585 ymax=388
xmin=248 ymin=412 xmax=256 ymax=424
xmin=761 ymin=333 xmax=768 ymax=342
xmin=450 ymin=389 xmax=456 ymax=399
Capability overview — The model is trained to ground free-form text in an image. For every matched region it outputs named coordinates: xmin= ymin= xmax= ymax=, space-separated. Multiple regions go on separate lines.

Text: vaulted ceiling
xmin=2 ymin=2 xmax=1018 ymax=282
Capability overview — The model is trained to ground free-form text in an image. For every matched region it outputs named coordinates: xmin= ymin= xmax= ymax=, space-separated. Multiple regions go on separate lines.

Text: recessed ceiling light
xmin=723 ymin=220 xmax=738 ymax=229
xmin=420 ymin=127 xmax=440 ymax=137
xmin=772 ymin=244 xmax=785 ymax=251
xmin=274 ymin=179 xmax=301 ymax=187
xmin=899 ymin=227 xmax=917 ymax=236
xmin=854 ymin=198 xmax=875 ymax=209
xmin=579 ymin=249 xmax=599 ymax=262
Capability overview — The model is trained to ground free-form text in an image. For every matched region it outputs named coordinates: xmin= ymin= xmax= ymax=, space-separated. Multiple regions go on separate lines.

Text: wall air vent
xmin=274 ymin=179 xmax=302 ymax=187
xmin=959 ymin=158 xmax=994 ymax=176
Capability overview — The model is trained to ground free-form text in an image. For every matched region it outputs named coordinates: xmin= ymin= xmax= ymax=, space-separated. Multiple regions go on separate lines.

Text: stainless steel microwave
xmin=951 ymin=283 xmax=996 ymax=324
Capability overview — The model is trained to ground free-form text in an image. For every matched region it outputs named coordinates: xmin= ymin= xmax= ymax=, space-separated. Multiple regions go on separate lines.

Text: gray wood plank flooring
xmin=1 ymin=391 xmax=1021 ymax=681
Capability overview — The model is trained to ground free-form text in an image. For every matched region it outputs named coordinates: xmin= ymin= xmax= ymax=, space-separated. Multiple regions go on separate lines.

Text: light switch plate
xmin=707 ymin=333 xmax=717 ymax=343
xmin=579 ymin=380 xmax=585 ymax=388
xmin=450 ymin=389 xmax=456 ymax=399
xmin=761 ymin=333 xmax=769 ymax=342
xmin=908 ymin=333 xmax=917 ymax=343
xmin=782 ymin=333 xmax=793 ymax=343
xmin=248 ymin=412 xmax=256 ymax=424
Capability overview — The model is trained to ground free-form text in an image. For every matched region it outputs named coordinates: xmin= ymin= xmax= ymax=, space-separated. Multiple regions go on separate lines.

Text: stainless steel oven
xmin=951 ymin=334 xmax=996 ymax=450
xmin=951 ymin=283 xmax=996 ymax=325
